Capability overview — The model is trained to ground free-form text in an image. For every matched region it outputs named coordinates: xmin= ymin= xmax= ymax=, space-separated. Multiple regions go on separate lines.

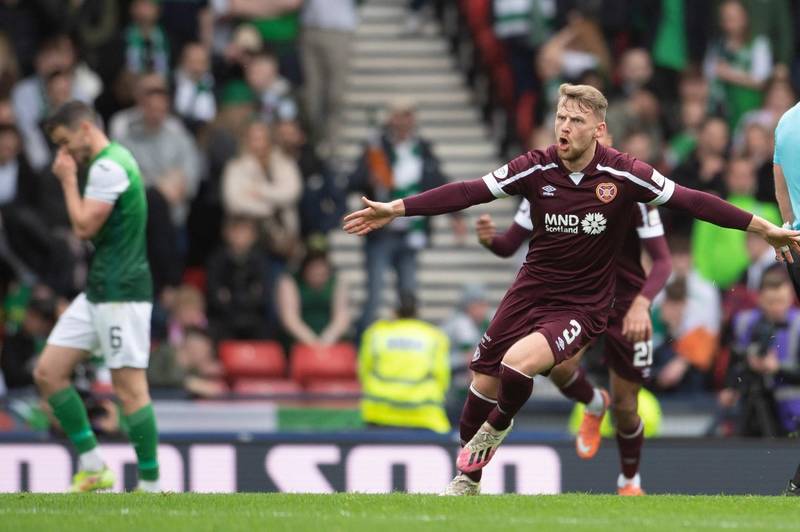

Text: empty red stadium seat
xmin=290 ymin=343 xmax=357 ymax=386
xmin=232 ymin=378 xmax=302 ymax=395
xmin=219 ymin=341 xmax=286 ymax=379
xmin=305 ymin=380 xmax=362 ymax=395
xmin=0 ymin=411 xmax=15 ymax=430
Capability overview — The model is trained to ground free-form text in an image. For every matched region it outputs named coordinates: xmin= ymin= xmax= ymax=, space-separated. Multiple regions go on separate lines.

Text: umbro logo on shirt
xmin=542 ymin=185 xmax=556 ymax=197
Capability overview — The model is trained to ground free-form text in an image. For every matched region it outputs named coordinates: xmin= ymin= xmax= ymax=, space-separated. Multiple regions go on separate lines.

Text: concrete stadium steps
xmin=337 ymin=142 xmax=497 ymax=162
xmin=353 ymin=40 xmax=450 ymax=56
xmin=339 ymin=269 xmax=517 ymax=290
xmin=334 ymin=0 xmax=518 ymax=323
xmin=351 ymin=56 xmax=455 ymax=72
xmin=344 ymin=107 xmax=482 ymax=125
xmin=331 ymin=241 xmax=521 ymax=270
xmin=342 ymin=124 xmax=487 ymax=143
xmin=343 ymin=91 xmax=472 ymax=108
xmin=348 ymin=73 xmax=464 ymax=89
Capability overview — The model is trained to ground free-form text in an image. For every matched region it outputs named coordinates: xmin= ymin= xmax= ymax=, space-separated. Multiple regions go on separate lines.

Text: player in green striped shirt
xmin=34 ymin=101 xmax=160 ymax=493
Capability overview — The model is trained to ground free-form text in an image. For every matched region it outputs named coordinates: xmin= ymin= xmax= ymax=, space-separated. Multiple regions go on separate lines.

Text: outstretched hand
xmin=763 ymin=225 xmax=800 ymax=263
xmin=343 ymin=197 xmax=402 ymax=236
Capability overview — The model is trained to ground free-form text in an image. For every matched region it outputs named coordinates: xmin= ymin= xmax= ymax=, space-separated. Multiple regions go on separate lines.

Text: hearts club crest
xmin=596 ymin=182 xmax=617 ymax=204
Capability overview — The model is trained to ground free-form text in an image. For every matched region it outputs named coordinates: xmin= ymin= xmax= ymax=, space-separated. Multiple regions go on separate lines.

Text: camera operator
xmin=721 ymin=266 xmax=800 ymax=437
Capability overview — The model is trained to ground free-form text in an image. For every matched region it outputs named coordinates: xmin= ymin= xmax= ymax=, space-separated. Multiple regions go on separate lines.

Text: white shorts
xmin=47 ymin=293 xmax=152 ymax=369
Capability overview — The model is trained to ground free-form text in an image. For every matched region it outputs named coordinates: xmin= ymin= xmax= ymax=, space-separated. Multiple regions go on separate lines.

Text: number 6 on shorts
xmin=110 ymin=326 xmax=123 ymax=350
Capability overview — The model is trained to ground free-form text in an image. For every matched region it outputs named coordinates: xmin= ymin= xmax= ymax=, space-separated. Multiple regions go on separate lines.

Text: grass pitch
xmin=0 ymin=493 xmax=796 ymax=532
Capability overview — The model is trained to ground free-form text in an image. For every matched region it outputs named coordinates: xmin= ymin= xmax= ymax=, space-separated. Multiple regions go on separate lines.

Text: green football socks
xmin=48 ymin=386 xmax=98 ymax=454
xmin=124 ymin=403 xmax=160 ymax=481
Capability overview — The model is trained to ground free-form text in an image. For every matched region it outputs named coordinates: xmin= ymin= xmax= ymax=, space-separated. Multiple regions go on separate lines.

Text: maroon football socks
xmin=486 ymin=363 xmax=534 ymax=432
xmin=458 ymin=385 xmax=498 ymax=482
xmin=558 ymin=367 xmax=594 ymax=404
xmin=616 ymin=419 xmax=644 ymax=479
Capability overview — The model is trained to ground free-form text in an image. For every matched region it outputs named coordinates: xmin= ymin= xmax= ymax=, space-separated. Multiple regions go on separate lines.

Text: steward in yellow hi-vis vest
xmin=358 ymin=293 xmax=451 ymax=433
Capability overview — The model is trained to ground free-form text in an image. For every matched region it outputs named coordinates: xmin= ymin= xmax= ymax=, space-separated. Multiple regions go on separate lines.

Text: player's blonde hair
xmin=558 ymin=83 xmax=608 ymax=120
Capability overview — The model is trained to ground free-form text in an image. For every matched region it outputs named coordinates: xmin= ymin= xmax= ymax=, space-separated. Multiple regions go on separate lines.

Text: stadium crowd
xmin=0 ymin=0 xmax=799 ymax=438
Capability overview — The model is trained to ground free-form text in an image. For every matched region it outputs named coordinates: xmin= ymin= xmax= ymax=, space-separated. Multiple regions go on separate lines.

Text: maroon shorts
xmin=469 ymin=272 xmax=608 ymax=377
xmin=603 ymin=298 xmax=653 ymax=383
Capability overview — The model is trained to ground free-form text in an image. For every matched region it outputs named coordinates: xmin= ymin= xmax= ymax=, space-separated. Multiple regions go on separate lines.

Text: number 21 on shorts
xmin=633 ymin=340 xmax=653 ymax=368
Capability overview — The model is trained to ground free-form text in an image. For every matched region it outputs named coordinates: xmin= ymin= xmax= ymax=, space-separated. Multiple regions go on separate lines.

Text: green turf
xmin=0 ymin=493 xmax=797 ymax=532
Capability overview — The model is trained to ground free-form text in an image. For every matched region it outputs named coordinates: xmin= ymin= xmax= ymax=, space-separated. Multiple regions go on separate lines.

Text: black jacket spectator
xmin=207 ymin=249 xmax=278 ymax=340
xmin=297 ymin=143 xmax=345 ymax=238
xmin=206 ymin=217 xmax=282 ymax=340
xmin=146 ymin=187 xmax=182 ymax=300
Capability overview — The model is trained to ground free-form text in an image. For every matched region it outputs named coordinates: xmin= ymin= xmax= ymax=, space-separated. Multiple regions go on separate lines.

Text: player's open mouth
xmin=558 ymin=137 xmax=569 ymax=149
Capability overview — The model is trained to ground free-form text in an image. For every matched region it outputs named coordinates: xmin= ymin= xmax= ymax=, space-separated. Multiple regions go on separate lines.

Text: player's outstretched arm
xmin=343 ymin=178 xmax=496 ymax=236
xmin=475 ymin=215 xmax=531 ymax=257
xmin=665 ymin=184 xmax=800 ymax=262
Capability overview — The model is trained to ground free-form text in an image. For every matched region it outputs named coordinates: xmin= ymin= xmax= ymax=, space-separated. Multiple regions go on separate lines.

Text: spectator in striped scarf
xmin=348 ymin=98 xmax=465 ymax=335
xmin=125 ymin=0 xmax=170 ymax=77
xmin=173 ymin=42 xmax=216 ymax=134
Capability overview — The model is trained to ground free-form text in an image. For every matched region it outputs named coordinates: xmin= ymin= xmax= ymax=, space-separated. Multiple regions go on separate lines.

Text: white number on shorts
xmin=562 ymin=319 xmax=582 ymax=345
xmin=633 ymin=340 xmax=653 ymax=368
xmin=110 ymin=326 xmax=123 ymax=350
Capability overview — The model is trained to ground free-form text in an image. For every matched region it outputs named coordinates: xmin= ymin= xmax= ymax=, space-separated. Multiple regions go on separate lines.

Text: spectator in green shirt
xmin=691 ymin=156 xmax=781 ymax=289
xmin=276 ymin=250 xmax=351 ymax=348
xmin=727 ymin=0 xmax=793 ymax=71
xmin=250 ymin=2 xmax=303 ymax=84
xmin=704 ymin=0 xmax=773 ymax=130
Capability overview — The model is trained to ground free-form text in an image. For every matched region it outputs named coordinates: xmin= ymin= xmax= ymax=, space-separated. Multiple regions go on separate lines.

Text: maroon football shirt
xmin=509 ymin=199 xmax=664 ymax=306
xmin=479 ymin=143 xmax=674 ymax=311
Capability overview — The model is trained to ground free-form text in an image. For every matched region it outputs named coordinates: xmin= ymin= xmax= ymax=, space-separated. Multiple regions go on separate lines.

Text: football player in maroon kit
xmin=344 ymin=84 xmax=800 ymax=495
xmin=475 ymin=195 xmax=670 ymax=495
xmin=472 ymin=127 xmax=670 ymax=495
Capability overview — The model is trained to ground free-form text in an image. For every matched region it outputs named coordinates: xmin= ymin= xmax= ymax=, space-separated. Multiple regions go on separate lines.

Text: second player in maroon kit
xmin=343 ymin=84 xmax=800 ymax=494
xmin=606 ymin=205 xmax=668 ymax=380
